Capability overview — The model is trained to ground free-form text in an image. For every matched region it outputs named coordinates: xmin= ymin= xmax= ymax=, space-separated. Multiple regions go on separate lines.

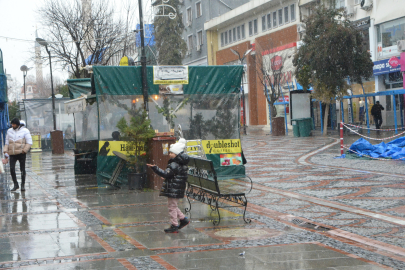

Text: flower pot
xmin=128 ymin=172 xmax=146 ymax=190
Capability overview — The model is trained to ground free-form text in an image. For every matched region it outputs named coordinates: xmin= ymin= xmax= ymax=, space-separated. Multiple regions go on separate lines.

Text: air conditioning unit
xmin=346 ymin=5 xmax=356 ymax=17
xmin=297 ymin=23 xmax=306 ymax=33
xmin=360 ymin=0 xmax=372 ymax=10
xmin=398 ymin=40 xmax=405 ymax=52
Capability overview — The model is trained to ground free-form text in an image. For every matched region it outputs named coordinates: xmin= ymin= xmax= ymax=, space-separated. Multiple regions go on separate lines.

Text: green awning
xmin=92 ymin=65 xmax=243 ymax=96
xmin=67 ymin=79 xmax=92 ymax=99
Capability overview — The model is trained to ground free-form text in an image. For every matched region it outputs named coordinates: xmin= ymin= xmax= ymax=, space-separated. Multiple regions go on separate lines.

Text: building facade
xmin=205 ymin=0 xmax=300 ymax=126
xmin=181 ymin=0 xmax=249 ymax=66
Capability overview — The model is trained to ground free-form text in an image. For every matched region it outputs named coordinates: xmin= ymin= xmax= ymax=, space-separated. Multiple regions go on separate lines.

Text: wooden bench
xmin=185 ymin=156 xmax=252 ymax=225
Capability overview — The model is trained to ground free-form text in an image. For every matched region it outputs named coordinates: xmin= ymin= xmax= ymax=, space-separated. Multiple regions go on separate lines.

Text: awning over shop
xmin=67 ymin=78 xmax=92 ymax=99
xmin=92 ymin=65 xmax=244 ymax=96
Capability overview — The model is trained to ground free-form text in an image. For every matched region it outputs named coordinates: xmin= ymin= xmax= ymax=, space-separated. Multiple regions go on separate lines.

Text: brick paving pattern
xmin=0 ymin=133 xmax=404 ymax=269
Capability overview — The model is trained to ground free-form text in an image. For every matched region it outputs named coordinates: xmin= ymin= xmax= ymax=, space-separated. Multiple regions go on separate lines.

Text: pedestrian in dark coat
xmin=371 ymin=101 xmax=384 ymax=129
xmin=147 ymin=138 xmax=190 ymax=233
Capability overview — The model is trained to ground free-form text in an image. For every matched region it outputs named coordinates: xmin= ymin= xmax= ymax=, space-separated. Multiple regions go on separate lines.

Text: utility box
xmin=147 ymin=136 xmax=176 ymax=190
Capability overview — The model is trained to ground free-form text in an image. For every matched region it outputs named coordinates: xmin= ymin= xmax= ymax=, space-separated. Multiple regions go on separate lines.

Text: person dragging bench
xmin=4 ymin=118 xmax=32 ymax=191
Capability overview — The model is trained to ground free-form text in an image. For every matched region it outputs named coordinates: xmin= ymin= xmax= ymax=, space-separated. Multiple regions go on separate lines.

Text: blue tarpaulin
xmin=349 ymin=137 xmax=405 ymax=160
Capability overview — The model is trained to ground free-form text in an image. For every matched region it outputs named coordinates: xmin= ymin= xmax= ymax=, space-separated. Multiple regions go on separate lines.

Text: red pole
xmin=340 ymin=122 xmax=344 ymax=155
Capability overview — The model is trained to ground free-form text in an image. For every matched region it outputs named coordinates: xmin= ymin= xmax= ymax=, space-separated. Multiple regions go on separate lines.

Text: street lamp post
xmin=36 ymin=37 xmax=64 ymax=154
xmin=36 ymin=38 xmax=56 ymax=131
xmin=20 ymin=65 xmax=32 ymax=100
xmin=230 ymin=48 xmax=253 ymax=135
xmin=138 ymin=0 xmax=149 ymax=113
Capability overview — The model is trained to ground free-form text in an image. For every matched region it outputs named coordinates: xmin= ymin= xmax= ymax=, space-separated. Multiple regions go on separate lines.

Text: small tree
xmin=188 ymin=113 xmax=209 ymax=140
xmin=116 ymin=110 xmax=155 ymax=173
xmin=255 ymin=42 xmax=289 ymax=119
xmin=293 ymin=6 xmax=373 ymax=135
xmin=153 ymin=0 xmax=187 ymax=65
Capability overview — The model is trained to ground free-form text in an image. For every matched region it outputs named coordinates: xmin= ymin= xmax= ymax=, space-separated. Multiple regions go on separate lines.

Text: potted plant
xmin=117 ymin=110 xmax=155 ymax=189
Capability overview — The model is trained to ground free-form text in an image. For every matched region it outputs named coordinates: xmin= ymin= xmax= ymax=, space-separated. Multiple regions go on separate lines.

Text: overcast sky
xmin=0 ymin=0 xmax=153 ymax=97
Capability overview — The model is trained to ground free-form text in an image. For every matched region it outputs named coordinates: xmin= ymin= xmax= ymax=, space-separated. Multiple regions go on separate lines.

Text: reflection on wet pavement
xmin=0 ymin=149 xmax=394 ymax=269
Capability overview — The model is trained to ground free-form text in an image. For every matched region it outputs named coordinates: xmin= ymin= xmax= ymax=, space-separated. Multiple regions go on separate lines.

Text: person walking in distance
xmin=3 ymin=118 xmax=32 ymax=191
xmin=371 ymin=101 xmax=384 ymax=129
xmin=147 ymin=138 xmax=190 ymax=233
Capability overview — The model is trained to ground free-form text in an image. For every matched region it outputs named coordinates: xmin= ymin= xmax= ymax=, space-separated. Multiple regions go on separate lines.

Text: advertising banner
xmin=187 ymin=139 xmax=242 ymax=154
xmin=373 ymin=56 xmax=402 ymax=75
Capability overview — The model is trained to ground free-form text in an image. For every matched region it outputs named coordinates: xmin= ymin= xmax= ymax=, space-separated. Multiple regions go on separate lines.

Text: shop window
xmin=186 ymin=7 xmax=192 ymax=25
xmin=386 ymin=96 xmax=392 ymax=111
xmin=241 ymin=24 xmax=245 ymax=39
xmin=278 ymin=9 xmax=283 ymax=26
xmin=196 ymin=1 xmax=202 ymax=18
xmin=291 ymin=4 xmax=296 ymax=22
xmin=377 ymin=17 xmax=405 ymax=57
xmin=262 ymin=15 xmax=266 ymax=31
xmin=253 ymin=19 xmax=258 ymax=34
xmin=187 ymin=35 xmax=193 ymax=52
xmin=197 ymin=30 xmax=203 ymax=50
xmin=267 ymin=13 xmax=271 ymax=29
xmin=335 ymin=0 xmax=345 ymax=8
xmin=284 ymin=6 xmax=289 ymax=24
xmin=384 ymin=71 xmax=403 ymax=89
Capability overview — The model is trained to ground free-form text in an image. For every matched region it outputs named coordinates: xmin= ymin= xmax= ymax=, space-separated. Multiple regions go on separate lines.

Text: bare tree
xmin=39 ymin=74 xmax=63 ymax=98
xmin=37 ymin=0 xmax=131 ymax=78
xmin=7 ymin=77 xmax=21 ymax=102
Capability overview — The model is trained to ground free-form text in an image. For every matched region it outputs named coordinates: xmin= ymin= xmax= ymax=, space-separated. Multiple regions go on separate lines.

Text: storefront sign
xmin=153 ymin=66 xmax=189 ymax=84
xmin=389 ymin=56 xmax=400 ymax=68
xmin=98 ymin=141 xmax=145 ymax=156
xmin=64 ymin=97 xmax=86 ymax=114
xmin=278 ymin=95 xmax=289 ymax=102
xmin=187 ymin=139 xmax=242 ymax=154
xmin=271 ymin=56 xmax=283 ymax=71
xmin=373 ymin=56 xmax=402 ymax=75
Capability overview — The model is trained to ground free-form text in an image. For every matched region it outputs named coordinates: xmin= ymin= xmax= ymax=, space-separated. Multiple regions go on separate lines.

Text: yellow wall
xmin=206 ymin=30 xmax=218 ymax=66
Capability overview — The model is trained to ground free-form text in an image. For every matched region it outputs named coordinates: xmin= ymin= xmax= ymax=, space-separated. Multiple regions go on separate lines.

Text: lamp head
xmin=20 ymin=65 xmax=28 ymax=72
xmin=36 ymin=38 xmax=48 ymax=47
xmin=243 ymin=49 xmax=253 ymax=57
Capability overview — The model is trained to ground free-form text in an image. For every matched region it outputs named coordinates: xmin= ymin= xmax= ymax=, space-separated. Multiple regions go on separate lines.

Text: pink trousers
xmin=168 ymin=197 xmax=185 ymax=226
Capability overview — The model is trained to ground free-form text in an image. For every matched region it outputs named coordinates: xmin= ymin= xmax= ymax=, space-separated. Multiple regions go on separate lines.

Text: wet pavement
xmin=0 ymin=132 xmax=404 ymax=269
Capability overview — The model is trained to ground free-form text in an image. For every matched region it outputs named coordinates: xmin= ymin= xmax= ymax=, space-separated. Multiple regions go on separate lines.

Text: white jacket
xmin=4 ymin=126 xmax=33 ymax=155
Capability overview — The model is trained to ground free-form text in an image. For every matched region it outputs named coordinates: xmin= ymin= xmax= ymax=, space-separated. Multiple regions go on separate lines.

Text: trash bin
xmin=292 ymin=119 xmax=301 ymax=137
xmin=272 ymin=117 xmax=285 ymax=136
xmin=298 ymin=118 xmax=312 ymax=137
xmin=147 ymin=136 xmax=176 ymax=190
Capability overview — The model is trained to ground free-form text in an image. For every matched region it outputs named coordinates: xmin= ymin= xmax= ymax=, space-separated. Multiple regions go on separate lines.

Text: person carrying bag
xmin=3 ymin=118 xmax=32 ymax=191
